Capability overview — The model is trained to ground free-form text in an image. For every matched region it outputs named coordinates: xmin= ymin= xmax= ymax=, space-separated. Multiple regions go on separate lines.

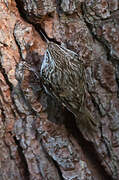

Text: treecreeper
xmin=40 ymin=33 xmax=99 ymax=140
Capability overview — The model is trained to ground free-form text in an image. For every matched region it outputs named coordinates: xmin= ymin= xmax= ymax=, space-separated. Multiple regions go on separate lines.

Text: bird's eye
xmin=45 ymin=55 xmax=49 ymax=63
xmin=44 ymin=51 xmax=50 ymax=64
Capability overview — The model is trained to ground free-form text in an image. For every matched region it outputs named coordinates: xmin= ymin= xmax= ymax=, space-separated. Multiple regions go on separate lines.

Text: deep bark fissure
xmin=64 ymin=111 xmax=113 ymax=180
xmin=13 ymin=27 xmax=24 ymax=60
xmin=14 ymin=0 xmax=61 ymax=45
xmin=0 ymin=102 xmax=6 ymax=123
xmin=0 ymin=58 xmax=19 ymax=116
xmin=115 ymin=64 xmax=119 ymax=98
xmin=51 ymin=158 xmax=64 ymax=180
xmin=14 ymin=0 xmax=27 ymax=20
xmin=13 ymin=136 xmax=30 ymax=180
xmin=39 ymin=140 xmax=64 ymax=180
xmin=0 ymin=59 xmax=13 ymax=91
xmin=0 ymin=53 xmax=27 ymax=120
xmin=44 ymin=95 xmax=113 ymax=179
xmin=36 ymin=24 xmax=61 ymax=45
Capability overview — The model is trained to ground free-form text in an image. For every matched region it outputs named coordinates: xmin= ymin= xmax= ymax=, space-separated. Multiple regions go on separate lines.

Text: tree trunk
xmin=0 ymin=0 xmax=119 ymax=179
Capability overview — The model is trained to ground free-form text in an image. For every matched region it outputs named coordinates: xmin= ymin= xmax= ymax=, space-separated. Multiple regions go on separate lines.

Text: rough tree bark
xmin=0 ymin=0 xmax=119 ymax=180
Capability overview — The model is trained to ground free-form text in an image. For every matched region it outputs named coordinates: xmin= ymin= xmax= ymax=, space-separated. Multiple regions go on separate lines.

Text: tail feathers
xmin=76 ymin=108 xmax=99 ymax=140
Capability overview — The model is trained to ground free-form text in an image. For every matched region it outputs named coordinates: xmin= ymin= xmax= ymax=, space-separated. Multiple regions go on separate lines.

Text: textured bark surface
xmin=0 ymin=0 xmax=119 ymax=179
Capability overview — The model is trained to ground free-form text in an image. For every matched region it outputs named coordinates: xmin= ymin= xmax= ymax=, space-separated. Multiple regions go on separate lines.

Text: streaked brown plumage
xmin=40 ymin=40 xmax=99 ymax=139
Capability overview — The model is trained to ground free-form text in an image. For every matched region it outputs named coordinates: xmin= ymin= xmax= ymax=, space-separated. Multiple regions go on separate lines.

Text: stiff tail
xmin=76 ymin=108 xmax=99 ymax=140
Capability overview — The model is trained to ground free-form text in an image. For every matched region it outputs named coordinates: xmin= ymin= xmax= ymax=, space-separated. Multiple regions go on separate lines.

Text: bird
xmin=40 ymin=31 xmax=99 ymax=140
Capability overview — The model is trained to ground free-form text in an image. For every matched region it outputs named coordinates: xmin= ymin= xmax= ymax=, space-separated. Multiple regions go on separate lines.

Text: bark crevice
xmin=13 ymin=136 xmax=30 ymax=180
